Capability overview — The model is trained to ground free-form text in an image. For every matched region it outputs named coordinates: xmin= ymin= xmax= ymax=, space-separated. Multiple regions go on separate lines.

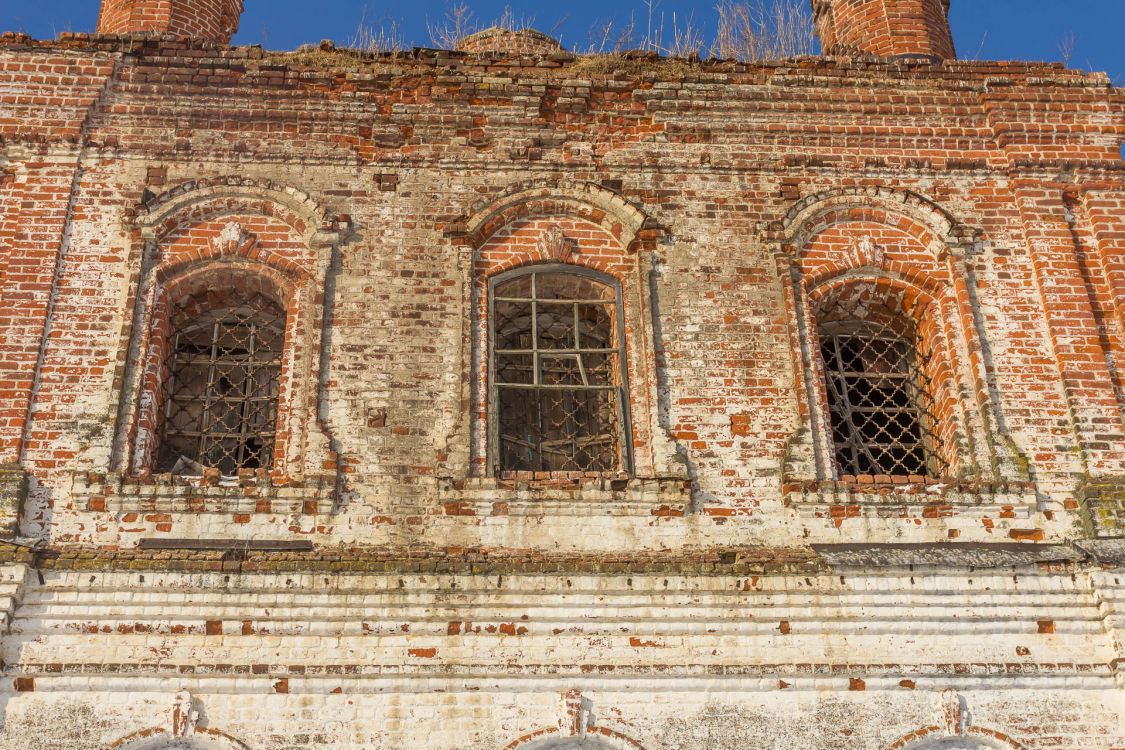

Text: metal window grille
xmin=155 ymin=291 xmax=285 ymax=476
xmin=818 ymin=304 xmax=946 ymax=478
xmin=490 ymin=266 xmax=629 ymax=473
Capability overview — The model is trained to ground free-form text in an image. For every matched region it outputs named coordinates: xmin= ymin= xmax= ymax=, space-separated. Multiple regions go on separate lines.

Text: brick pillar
xmin=1014 ymin=183 xmax=1125 ymax=477
xmin=811 ymin=0 xmax=956 ymax=61
xmin=96 ymin=0 xmax=244 ymax=44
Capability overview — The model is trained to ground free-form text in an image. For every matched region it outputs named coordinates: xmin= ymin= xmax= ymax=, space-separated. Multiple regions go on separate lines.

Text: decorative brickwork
xmin=0 ymin=0 xmax=1123 ymax=747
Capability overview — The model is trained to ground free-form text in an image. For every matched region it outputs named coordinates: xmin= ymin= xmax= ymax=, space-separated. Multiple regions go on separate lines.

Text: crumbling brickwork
xmin=0 ymin=0 xmax=1123 ymax=747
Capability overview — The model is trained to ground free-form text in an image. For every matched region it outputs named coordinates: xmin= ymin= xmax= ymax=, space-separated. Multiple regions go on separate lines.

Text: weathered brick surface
xmin=0 ymin=0 xmax=1123 ymax=746
xmin=812 ymin=0 xmax=956 ymax=60
xmin=96 ymin=0 xmax=244 ymax=44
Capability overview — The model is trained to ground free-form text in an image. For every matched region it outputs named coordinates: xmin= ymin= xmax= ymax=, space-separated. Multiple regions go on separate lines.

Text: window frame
xmin=487 ymin=263 xmax=634 ymax=476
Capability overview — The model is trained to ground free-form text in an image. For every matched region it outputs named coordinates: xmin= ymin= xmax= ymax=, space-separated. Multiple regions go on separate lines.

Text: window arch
xmin=454 ymin=181 xmax=688 ymax=494
xmin=489 ymin=264 xmax=632 ymax=475
xmin=772 ymin=187 xmax=1036 ymax=519
xmin=129 ymin=259 xmax=299 ymax=480
xmin=815 ymin=283 xmax=946 ymax=478
xmin=154 ymin=284 xmax=286 ymax=476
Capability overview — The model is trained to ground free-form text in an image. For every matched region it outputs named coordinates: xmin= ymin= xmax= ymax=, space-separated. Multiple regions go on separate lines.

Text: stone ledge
xmin=0 ymin=540 xmax=1118 ymax=575
xmin=784 ymin=478 xmax=1037 ymax=520
xmin=437 ymin=475 xmax=692 ymax=517
xmin=70 ymin=471 xmax=337 ymax=515
xmin=0 ymin=545 xmax=819 ymax=575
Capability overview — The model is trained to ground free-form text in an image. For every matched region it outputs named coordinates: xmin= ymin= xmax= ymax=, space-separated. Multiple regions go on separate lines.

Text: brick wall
xmin=0 ymin=20 xmax=1122 ymax=750
xmin=812 ymin=0 xmax=957 ymax=60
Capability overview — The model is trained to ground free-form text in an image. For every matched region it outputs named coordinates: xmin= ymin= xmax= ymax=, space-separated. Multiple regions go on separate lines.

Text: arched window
xmin=154 ymin=286 xmax=285 ymax=476
xmin=489 ymin=265 xmax=630 ymax=474
xmin=816 ymin=288 xmax=946 ymax=478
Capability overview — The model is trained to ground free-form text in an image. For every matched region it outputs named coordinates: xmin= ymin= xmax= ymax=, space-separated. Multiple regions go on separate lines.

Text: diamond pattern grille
xmin=491 ymin=269 xmax=626 ymax=473
xmin=818 ymin=308 xmax=945 ymax=478
xmin=156 ymin=292 xmax=285 ymax=476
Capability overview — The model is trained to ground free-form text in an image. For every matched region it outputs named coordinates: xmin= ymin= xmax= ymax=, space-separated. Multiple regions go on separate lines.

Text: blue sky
xmin=2 ymin=1 xmax=1122 ymax=83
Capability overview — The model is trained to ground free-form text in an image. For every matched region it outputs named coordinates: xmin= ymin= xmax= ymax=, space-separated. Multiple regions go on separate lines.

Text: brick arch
xmin=134 ymin=176 xmax=347 ymax=248
xmin=805 ymin=250 xmax=949 ymax=304
xmin=458 ymin=188 xmax=682 ymax=482
xmin=809 ymin=273 xmax=942 ymax=326
xmin=461 ymin=180 xmax=660 ymax=252
xmin=119 ymin=205 xmax=330 ymax=483
xmin=477 ymin=215 xmax=636 ymax=282
xmin=504 ymin=727 xmax=649 ymax=750
xmin=130 ymin=258 xmax=306 ymax=479
xmin=158 ymin=260 xmax=297 ymax=319
xmin=777 ymin=184 xmax=1032 ymax=493
xmin=779 ymin=185 xmax=964 ymax=259
xmin=885 ymin=725 xmax=1029 ymax=750
xmin=110 ymin=725 xmax=251 ymax=750
xmin=154 ymin=222 xmax=312 ymax=288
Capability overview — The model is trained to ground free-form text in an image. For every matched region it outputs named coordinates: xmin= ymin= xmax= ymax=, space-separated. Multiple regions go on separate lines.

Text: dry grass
xmin=712 ymin=0 xmax=817 ymax=62
xmin=348 ymin=8 xmax=406 ymax=54
xmin=264 ymin=6 xmax=407 ymax=68
xmin=265 ymin=0 xmax=818 ymax=72
xmin=427 ymin=3 xmax=532 ymax=49
xmin=571 ymin=52 xmax=698 ymax=77
xmin=578 ymin=0 xmax=813 ymax=61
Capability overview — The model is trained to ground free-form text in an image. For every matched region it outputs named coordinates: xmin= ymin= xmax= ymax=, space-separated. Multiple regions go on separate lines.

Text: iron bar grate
xmin=156 ymin=291 xmax=284 ymax=476
xmin=818 ymin=296 xmax=946 ymax=478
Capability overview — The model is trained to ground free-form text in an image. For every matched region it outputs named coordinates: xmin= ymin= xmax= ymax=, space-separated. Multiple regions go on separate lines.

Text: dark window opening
xmin=818 ymin=307 xmax=945 ymax=478
xmin=156 ymin=291 xmax=285 ymax=476
xmin=490 ymin=266 xmax=629 ymax=474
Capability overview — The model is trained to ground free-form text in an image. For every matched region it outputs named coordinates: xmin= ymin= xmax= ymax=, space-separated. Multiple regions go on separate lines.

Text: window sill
xmin=438 ymin=475 xmax=692 ymax=517
xmin=783 ymin=477 xmax=1037 ymax=519
xmin=71 ymin=471 xmax=337 ymax=515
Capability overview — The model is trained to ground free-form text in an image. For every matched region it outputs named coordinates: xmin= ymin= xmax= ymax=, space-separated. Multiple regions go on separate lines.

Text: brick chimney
xmin=811 ymin=0 xmax=956 ymax=61
xmin=97 ymin=0 xmax=245 ymax=44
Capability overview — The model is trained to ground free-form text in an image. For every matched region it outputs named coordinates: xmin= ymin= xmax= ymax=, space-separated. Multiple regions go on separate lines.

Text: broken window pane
xmin=156 ymin=292 xmax=285 ymax=477
xmin=492 ymin=267 xmax=627 ymax=473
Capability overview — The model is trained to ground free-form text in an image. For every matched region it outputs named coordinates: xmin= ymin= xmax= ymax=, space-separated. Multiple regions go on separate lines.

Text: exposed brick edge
xmin=885 ymin=724 xmax=1028 ymax=750
xmin=110 ymin=725 xmax=249 ymax=750
xmin=133 ymin=175 xmax=348 ymax=245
